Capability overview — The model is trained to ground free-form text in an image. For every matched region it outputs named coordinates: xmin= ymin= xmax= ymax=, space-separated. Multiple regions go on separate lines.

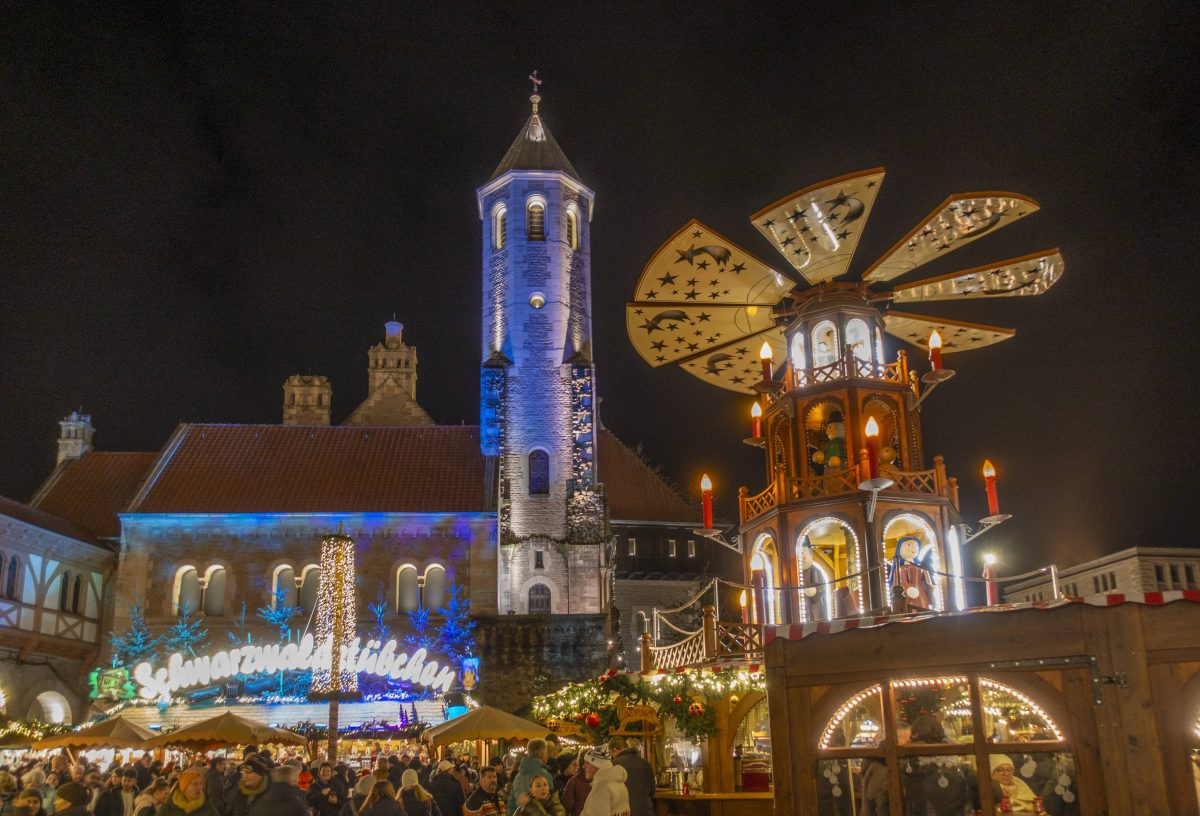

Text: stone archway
xmin=26 ymin=690 xmax=72 ymax=724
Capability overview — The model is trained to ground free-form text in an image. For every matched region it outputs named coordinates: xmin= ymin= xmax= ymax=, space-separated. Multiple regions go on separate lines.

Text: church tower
xmin=56 ymin=410 xmax=94 ymax=465
xmin=477 ymin=82 xmax=608 ymax=615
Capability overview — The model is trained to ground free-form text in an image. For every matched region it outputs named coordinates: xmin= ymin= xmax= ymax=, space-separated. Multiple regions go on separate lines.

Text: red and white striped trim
xmin=764 ymin=591 xmax=1200 ymax=643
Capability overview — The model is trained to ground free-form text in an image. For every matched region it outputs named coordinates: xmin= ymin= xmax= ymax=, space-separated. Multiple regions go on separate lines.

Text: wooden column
xmin=639 ymin=632 xmax=654 ymax=672
xmin=702 ymin=605 xmax=718 ymax=659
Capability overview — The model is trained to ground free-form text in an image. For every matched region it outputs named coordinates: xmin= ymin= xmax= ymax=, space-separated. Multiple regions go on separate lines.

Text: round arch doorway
xmin=26 ymin=690 xmax=71 ymax=724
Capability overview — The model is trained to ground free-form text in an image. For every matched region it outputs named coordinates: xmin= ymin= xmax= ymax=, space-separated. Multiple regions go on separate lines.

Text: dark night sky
xmin=2 ymin=4 xmax=1197 ymax=574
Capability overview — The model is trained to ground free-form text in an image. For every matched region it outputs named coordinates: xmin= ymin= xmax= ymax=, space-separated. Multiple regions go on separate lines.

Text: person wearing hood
xmin=577 ymin=749 xmax=629 ymax=816
xmin=158 ymin=770 xmax=219 ymax=816
xmin=52 ymin=782 xmax=93 ymax=816
xmin=560 ymin=758 xmax=591 ymax=816
xmin=398 ymin=769 xmax=443 ymax=816
xmin=507 ymin=739 xmax=554 ymax=816
xmin=607 ymin=739 xmax=651 ymax=816
xmin=134 ymin=779 xmax=171 ymax=816
xmin=428 ymin=761 xmax=465 ymax=816
xmin=339 ymin=775 xmax=377 ymax=816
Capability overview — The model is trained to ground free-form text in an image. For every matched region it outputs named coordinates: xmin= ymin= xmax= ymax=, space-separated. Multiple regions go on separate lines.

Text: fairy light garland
xmin=309 ymin=526 xmax=360 ymax=701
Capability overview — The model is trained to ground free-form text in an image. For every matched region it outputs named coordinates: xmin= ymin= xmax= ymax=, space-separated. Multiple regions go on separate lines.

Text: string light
xmin=310 ymin=525 xmax=360 ymax=701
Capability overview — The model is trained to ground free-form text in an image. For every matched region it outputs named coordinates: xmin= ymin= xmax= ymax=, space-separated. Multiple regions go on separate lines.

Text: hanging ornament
xmin=831 ymin=785 xmax=842 ymax=797
xmin=1057 ymin=773 xmax=1070 ymax=787
xmin=937 ymin=774 xmax=949 ymax=789
xmin=1062 ymin=791 xmax=1075 ymax=803
xmin=688 ymin=702 xmax=705 ymax=716
xmin=575 ymin=713 xmax=586 ymax=721
xmin=673 ymin=696 xmax=683 ymax=704
xmin=1020 ymin=758 xmax=1036 ymax=778
xmin=586 ymin=712 xmax=601 ymax=728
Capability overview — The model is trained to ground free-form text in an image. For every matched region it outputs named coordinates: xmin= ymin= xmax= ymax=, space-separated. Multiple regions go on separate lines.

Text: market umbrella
xmin=422 ymin=705 xmax=549 ymax=748
xmin=33 ymin=715 xmax=156 ymax=750
xmin=141 ymin=711 xmax=307 ymax=751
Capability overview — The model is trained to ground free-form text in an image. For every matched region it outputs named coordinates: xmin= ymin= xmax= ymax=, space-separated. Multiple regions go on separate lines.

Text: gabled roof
xmin=598 ymin=431 xmax=695 ymax=523
xmin=31 ymin=451 xmax=158 ymax=539
xmin=490 ymin=112 xmax=582 ymax=183
xmin=343 ymin=382 xmax=434 ymax=427
xmin=0 ymin=493 xmax=103 ymax=548
xmin=129 ymin=424 xmax=489 ymax=514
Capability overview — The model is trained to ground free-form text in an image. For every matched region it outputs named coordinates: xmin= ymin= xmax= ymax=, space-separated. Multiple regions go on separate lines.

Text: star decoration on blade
xmin=626 ymin=167 xmax=1065 ymax=394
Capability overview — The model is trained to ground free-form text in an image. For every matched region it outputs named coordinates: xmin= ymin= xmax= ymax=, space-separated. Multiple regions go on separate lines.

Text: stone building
xmin=1004 ymin=545 xmax=1200 ymax=602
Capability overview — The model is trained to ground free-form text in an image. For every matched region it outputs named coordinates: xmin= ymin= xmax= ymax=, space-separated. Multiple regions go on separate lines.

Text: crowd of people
xmin=0 ymin=734 xmax=654 ymax=816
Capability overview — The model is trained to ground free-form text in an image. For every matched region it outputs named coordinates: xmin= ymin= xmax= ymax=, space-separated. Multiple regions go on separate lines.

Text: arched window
xmin=845 ymin=318 xmax=872 ymax=364
xmin=273 ymin=565 xmax=297 ymax=609
xmin=424 ymin=565 xmax=446 ymax=610
xmin=797 ymin=517 xmax=861 ymax=620
xmin=528 ymin=583 xmax=552 ymax=614
xmin=396 ymin=565 xmax=419 ymax=612
xmin=789 ymin=331 xmax=807 ymax=371
xmin=71 ymin=575 xmax=82 ymax=614
xmin=297 ymin=565 xmax=320 ymax=614
xmin=204 ymin=566 xmax=226 ymax=616
xmin=58 ymin=571 xmax=71 ymax=612
xmin=528 ymin=449 xmax=550 ymax=495
xmin=883 ymin=513 xmax=944 ymax=611
xmin=750 ymin=535 xmax=779 ymax=624
xmin=4 ymin=556 xmax=18 ymax=600
xmin=566 ymin=205 xmax=580 ymax=250
xmin=492 ymin=203 xmax=507 ymax=249
xmin=811 ymin=320 xmax=839 ymax=368
xmin=526 ymin=197 xmax=546 ymax=241
xmin=175 ymin=566 xmax=201 ymax=614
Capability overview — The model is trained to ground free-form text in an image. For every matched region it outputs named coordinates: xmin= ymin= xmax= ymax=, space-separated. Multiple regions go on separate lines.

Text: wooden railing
xmin=738 ymin=483 xmax=777 ymax=521
xmin=643 ymin=629 xmax=707 ymax=670
xmin=786 ymin=350 xmax=910 ymax=391
xmin=641 ymin=605 xmax=762 ymax=671
xmin=792 ymin=469 xmax=861 ymax=500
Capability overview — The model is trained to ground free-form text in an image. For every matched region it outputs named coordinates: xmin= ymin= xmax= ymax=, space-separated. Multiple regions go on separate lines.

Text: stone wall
xmin=472 ymin=613 xmax=609 ymax=713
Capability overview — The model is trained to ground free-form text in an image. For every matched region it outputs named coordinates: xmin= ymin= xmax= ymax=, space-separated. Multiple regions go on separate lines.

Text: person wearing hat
xmin=157 ymin=769 xmax=218 ymax=816
xmin=989 ymin=755 xmax=1041 ymax=813
xmin=248 ymin=764 xmax=307 ymax=816
xmin=398 ymin=768 xmax=442 ymax=816
xmin=577 ymin=748 xmax=629 ymax=816
xmin=53 ymin=781 xmax=92 ymax=816
xmin=608 ymin=739 xmax=652 ymax=816
xmin=428 ymin=760 xmax=465 ymax=816
xmin=95 ymin=767 xmax=140 ymax=816
xmin=338 ymin=774 xmax=376 ymax=816
xmin=201 ymin=756 xmax=227 ymax=816
xmin=222 ymin=746 xmax=260 ymax=808
xmin=229 ymin=758 xmax=270 ymax=816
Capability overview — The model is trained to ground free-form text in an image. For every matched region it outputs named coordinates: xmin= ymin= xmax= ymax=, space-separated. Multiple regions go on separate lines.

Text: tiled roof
xmin=32 ymin=451 xmax=158 ymax=539
xmin=131 ymin=425 xmax=489 ymax=514
xmin=598 ymin=431 xmax=695 ymax=523
xmin=0 ymin=493 xmax=102 ymax=547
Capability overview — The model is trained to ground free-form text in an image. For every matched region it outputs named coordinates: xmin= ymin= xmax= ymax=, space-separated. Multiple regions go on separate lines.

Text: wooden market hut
xmin=763 ymin=592 xmax=1200 ymax=815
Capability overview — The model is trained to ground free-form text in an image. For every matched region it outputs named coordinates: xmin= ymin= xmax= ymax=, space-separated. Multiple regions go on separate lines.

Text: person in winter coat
xmin=514 ymin=775 xmax=566 ymax=816
xmin=428 ymin=761 xmax=465 ymax=816
xmin=201 ymin=757 xmax=227 ymax=816
xmin=552 ymin=755 xmax=577 ymax=797
xmin=507 ymin=740 xmax=554 ymax=816
xmin=248 ymin=765 xmax=308 ymax=816
xmin=52 ymin=782 xmax=93 ymax=816
xmin=578 ymin=749 xmax=630 ymax=816
xmin=229 ymin=759 xmax=270 ymax=816
xmin=357 ymin=780 xmax=403 ymax=816
xmin=464 ymin=766 xmax=503 ymax=816
xmin=608 ymin=739 xmax=652 ymax=816
xmin=338 ymin=775 xmax=377 ymax=816
xmin=398 ymin=770 xmax=443 ymax=816
xmin=307 ymin=762 xmax=347 ymax=816
xmin=158 ymin=770 xmax=220 ymax=816
xmin=134 ymin=779 xmax=172 ymax=816
xmin=560 ymin=763 xmax=591 ymax=816
xmin=96 ymin=768 xmax=141 ymax=816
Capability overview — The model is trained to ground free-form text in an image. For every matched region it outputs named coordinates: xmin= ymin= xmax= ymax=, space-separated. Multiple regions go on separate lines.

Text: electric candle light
xmin=759 ymin=341 xmax=773 ymax=383
xmin=739 ymin=590 xmax=748 ymax=624
xmin=864 ymin=417 xmax=881 ymax=479
xmin=983 ymin=553 xmax=999 ymax=606
xmin=750 ymin=402 xmax=763 ymax=438
xmin=928 ymin=330 xmax=943 ymax=371
xmin=700 ymin=473 xmax=714 ymax=530
xmin=982 ymin=459 xmax=1000 ymax=516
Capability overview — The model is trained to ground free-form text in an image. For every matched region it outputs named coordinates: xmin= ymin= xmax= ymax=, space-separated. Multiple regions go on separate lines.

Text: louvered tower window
xmin=527 ymin=200 xmax=545 ymax=241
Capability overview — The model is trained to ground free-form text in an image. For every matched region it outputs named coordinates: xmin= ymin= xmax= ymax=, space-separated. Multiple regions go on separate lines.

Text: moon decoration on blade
xmin=626 ymin=169 xmax=1064 ymax=394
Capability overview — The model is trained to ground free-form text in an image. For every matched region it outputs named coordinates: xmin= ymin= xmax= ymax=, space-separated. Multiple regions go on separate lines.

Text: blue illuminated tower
xmin=477 ymin=84 xmax=607 ymax=615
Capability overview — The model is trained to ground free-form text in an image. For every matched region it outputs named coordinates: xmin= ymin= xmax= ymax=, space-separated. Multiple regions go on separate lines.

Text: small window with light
xmin=526 ymin=196 xmax=546 ymax=241
xmin=492 ymin=203 xmax=507 ymax=250
xmin=566 ymin=204 xmax=580 ymax=250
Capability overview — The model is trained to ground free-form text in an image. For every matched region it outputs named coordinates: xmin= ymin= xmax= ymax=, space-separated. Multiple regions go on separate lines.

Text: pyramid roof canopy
xmin=490 ymin=106 xmax=582 ymax=183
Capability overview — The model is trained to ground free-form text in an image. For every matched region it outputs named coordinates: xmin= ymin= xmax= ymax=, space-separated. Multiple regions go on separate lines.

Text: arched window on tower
xmin=845 ymin=318 xmax=872 ymax=366
xmin=566 ymin=205 xmax=580 ymax=250
xmin=396 ymin=565 xmax=419 ymax=612
xmin=529 ymin=449 xmax=550 ymax=495
xmin=528 ymin=583 xmax=551 ymax=614
xmin=4 ymin=556 xmax=19 ymax=600
xmin=526 ymin=197 xmax=546 ymax=241
xmin=812 ymin=320 xmax=839 ymax=368
xmin=297 ymin=565 xmax=320 ymax=614
xmin=175 ymin=566 xmax=201 ymax=615
xmin=493 ymin=203 xmax=507 ymax=249
xmin=204 ymin=566 xmax=226 ymax=616
xmin=424 ymin=565 xmax=446 ymax=610
xmin=273 ymin=565 xmax=297 ymax=609
xmin=58 ymin=571 xmax=71 ymax=612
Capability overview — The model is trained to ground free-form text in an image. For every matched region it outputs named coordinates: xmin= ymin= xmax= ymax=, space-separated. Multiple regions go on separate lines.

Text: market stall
xmin=423 ymin=704 xmax=549 ymax=763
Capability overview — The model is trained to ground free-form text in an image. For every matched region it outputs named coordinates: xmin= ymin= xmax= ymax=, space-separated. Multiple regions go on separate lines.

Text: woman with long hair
xmin=397 ymin=770 xmax=443 ymax=816
xmin=359 ymin=780 xmax=403 ymax=816
xmin=134 ymin=778 xmax=171 ymax=816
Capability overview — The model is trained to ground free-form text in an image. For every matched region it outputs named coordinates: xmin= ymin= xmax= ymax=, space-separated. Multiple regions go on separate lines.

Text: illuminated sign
xmin=133 ymin=635 xmax=456 ymax=702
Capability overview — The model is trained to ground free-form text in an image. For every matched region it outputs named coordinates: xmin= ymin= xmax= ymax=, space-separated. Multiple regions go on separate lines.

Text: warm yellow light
xmin=746 ymin=305 xmax=758 ymax=316
xmin=982 ymin=459 xmax=996 ymax=478
xmin=739 ymin=590 xmax=748 ymax=608
xmin=928 ymin=330 xmax=943 ymax=350
xmin=700 ymin=473 xmax=713 ymax=492
xmin=984 ymin=553 xmax=997 ymax=565
xmin=750 ymin=402 xmax=763 ymax=418
xmin=864 ymin=417 xmax=880 ymax=437
xmin=759 ymin=341 xmax=773 ymax=361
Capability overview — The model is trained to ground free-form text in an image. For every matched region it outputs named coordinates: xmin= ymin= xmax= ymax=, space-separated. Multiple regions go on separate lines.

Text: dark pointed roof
xmin=489 ymin=98 xmax=582 ymax=183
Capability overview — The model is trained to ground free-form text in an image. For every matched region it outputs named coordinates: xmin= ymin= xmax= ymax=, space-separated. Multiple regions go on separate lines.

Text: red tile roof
xmin=0 ymin=493 xmax=103 ymax=547
xmin=131 ymin=425 xmax=489 ymax=514
xmin=598 ymin=431 xmax=695 ymax=523
xmin=32 ymin=451 xmax=158 ymax=539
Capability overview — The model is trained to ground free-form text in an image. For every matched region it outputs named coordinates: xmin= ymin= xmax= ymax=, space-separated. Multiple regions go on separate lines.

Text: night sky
xmin=3 ymin=4 xmax=1196 ymax=574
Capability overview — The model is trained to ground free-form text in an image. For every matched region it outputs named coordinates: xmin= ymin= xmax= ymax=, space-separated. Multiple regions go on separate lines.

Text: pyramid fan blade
xmin=891 ymin=250 xmax=1063 ymax=303
xmin=626 ymin=303 xmax=782 ymax=368
xmin=864 ymin=193 xmax=1040 ymax=282
xmin=750 ymin=168 xmax=886 ymax=284
xmin=676 ymin=327 xmax=787 ymax=394
xmin=882 ymin=311 xmax=1015 ymax=353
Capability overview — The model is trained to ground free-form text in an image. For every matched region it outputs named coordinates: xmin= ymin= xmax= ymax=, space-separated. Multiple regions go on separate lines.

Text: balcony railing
xmin=786 ymin=350 xmax=910 ymax=391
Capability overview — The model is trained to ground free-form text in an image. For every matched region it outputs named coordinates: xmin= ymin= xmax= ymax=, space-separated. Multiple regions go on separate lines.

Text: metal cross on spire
xmin=529 ymin=70 xmax=542 ymax=114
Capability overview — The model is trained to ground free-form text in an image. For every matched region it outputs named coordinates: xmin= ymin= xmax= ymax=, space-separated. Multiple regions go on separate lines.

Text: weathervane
xmin=529 ymin=70 xmax=542 ymax=114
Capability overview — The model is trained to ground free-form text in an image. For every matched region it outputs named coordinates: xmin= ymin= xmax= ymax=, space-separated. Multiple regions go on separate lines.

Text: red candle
xmin=739 ymin=590 xmax=748 ymax=624
xmin=750 ymin=402 xmax=763 ymax=438
xmin=864 ymin=417 xmax=881 ymax=480
xmin=928 ymin=330 xmax=943 ymax=371
xmin=700 ymin=474 xmax=714 ymax=529
xmin=759 ymin=341 xmax=773 ymax=383
xmin=983 ymin=554 xmax=999 ymax=606
xmin=983 ymin=459 xmax=999 ymax=516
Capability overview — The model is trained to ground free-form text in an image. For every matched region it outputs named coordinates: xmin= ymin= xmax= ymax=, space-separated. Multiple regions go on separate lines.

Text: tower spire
xmin=528 ymin=70 xmax=542 ymax=115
